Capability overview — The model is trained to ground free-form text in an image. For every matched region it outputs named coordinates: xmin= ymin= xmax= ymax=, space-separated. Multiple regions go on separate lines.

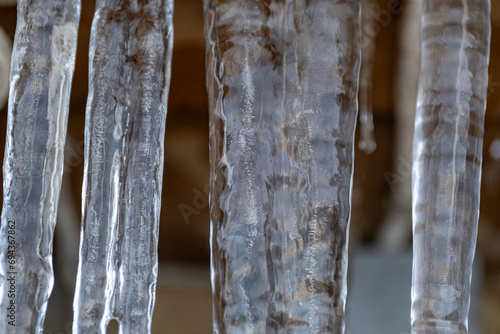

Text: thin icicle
xmin=73 ymin=1 xmax=173 ymax=333
xmin=411 ymin=0 xmax=490 ymax=333
xmin=358 ymin=0 xmax=377 ymax=154
xmin=205 ymin=0 xmax=361 ymax=332
xmin=0 ymin=27 xmax=10 ymax=110
xmin=376 ymin=0 xmax=422 ymax=251
xmin=0 ymin=0 xmax=80 ymax=332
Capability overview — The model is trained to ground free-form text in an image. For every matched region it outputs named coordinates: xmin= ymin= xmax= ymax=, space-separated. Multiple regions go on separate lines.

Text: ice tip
xmin=358 ymin=138 xmax=377 ymax=154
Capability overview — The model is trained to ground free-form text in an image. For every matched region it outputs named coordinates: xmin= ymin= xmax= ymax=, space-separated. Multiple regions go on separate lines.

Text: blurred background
xmin=1 ymin=0 xmax=500 ymax=333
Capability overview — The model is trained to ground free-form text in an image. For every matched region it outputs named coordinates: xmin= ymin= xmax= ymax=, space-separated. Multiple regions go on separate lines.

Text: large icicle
xmin=411 ymin=0 xmax=490 ymax=333
xmin=0 ymin=0 xmax=80 ymax=332
xmin=73 ymin=1 xmax=173 ymax=333
xmin=205 ymin=0 xmax=361 ymax=332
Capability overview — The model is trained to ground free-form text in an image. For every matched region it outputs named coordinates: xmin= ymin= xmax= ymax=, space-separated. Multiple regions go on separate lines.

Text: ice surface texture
xmin=0 ymin=0 xmax=80 ymax=332
xmin=411 ymin=1 xmax=490 ymax=333
xmin=205 ymin=0 xmax=361 ymax=333
xmin=72 ymin=1 xmax=173 ymax=333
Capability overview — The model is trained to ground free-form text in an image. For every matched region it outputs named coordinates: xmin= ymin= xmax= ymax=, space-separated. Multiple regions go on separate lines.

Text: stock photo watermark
xmin=178 ymin=183 xmax=210 ymax=224
xmin=361 ymin=0 xmax=402 ymax=50
xmin=384 ymin=154 xmax=412 ymax=192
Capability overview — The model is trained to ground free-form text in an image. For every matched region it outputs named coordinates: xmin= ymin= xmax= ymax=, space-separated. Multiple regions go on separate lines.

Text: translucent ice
xmin=205 ymin=0 xmax=361 ymax=333
xmin=72 ymin=1 xmax=173 ymax=333
xmin=0 ymin=0 xmax=80 ymax=332
xmin=0 ymin=27 xmax=10 ymax=109
xmin=358 ymin=0 xmax=378 ymax=154
xmin=411 ymin=1 xmax=490 ymax=333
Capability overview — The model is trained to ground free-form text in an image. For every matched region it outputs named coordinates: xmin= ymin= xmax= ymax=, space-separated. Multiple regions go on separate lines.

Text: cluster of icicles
xmin=0 ymin=0 xmax=491 ymax=333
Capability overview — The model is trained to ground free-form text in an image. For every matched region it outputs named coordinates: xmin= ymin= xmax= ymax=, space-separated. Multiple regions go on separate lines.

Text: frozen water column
xmin=0 ymin=27 xmax=11 ymax=110
xmin=411 ymin=1 xmax=490 ymax=333
xmin=205 ymin=0 xmax=361 ymax=333
xmin=358 ymin=0 xmax=378 ymax=154
xmin=73 ymin=0 xmax=173 ymax=333
xmin=0 ymin=0 xmax=80 ymax=332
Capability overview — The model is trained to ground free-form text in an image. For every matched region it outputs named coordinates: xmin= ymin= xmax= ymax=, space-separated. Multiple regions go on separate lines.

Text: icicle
xmin=0 ymin=27 xmax=10 ymax=110
xmin=205 ymin=0 xmax=361 ymax=332
xmin=358 ymin=0 xmax=377 ymax=154
xmin=411 ymin=1 xmax=490 ymax=333
xmin=0 ymin=0 xmax=80 ymax=332
xmin=489 ymin=138 xmax=500 ymax=160
xmin=72 ymin=1 xmax=173 ymax=333
xmin=376 ymin=0 xmax=422 ymax=251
